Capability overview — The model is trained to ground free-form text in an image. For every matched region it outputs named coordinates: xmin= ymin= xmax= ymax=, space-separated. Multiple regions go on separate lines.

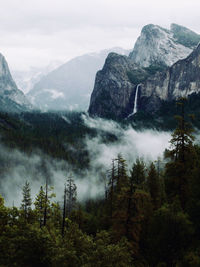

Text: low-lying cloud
xmin=83 ymin=115 xmax=171 ymax=168
xmin=0 ymin=115 xmax=171 ymax=207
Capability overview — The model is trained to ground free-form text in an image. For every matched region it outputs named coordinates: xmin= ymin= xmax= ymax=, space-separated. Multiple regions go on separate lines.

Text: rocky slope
xmin=139 ymin=43 xmax=200 ymax=113
xmin=88 ymin=53 xmax=144 ymax=118
xmin=0 ymin=53 xmax=31 ymax=112
xmin=89 ymin=24 xmax=200 ymax=119
xmin=27 ymin=48 xmax=130 ymax=111
xmin=129 ymin=24 xmax=200 ymax=67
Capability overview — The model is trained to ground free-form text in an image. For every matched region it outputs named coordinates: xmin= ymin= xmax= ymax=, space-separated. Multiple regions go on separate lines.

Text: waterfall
xmin=133 ymin=84 xmax=140 ymax=114
xmin=127 ymin=84 xmax=140 ymax=118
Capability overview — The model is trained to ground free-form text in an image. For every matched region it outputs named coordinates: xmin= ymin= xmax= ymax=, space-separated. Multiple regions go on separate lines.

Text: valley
xmin=1 ymin=20 xmax=200 ymax=266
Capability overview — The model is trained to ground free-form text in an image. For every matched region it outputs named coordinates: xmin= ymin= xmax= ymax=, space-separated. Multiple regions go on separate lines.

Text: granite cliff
xmin=139 ymin=43 xmax=200 ymax=113
xmin=88 ymin=53 xmax=147 ymax=118
xmin=129 ymin=23 xmax=198 ymax=67
xmin=88 ymin=24 xmax=200 ymax=119
xmin=0 ymin=53 xmax=31 ymax=112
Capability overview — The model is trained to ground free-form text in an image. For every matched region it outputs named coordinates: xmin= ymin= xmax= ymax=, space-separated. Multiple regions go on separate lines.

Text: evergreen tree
xmin=44 ymin=176 xmax=48 ymax=226
xmin=115 ymin=154 xmax=129 ymax=192
xmin=166 ymin=98 xmax=194 ymax=162
xmin=165 ymin=98 xmax=197 ymax=208
xmin=62 ymin=183 xmax=67 ymax=237
xmin=34 ymin=185 xmax=55 ymax=227
xmin=20 ymin=181 xmax=32 ymax=221
xmin=111 ymin=155 xmax=130 ymax=240
xmin=61 ymin=176 xmax=77 ymax=236
xmin=124 ymin=159 xmax=147 ymax=241
xmin=130 ymin=158 xmax=146 ymax=188
xmin=34 ymin=186 xmax=46 ymax=228
xmin=66 ymin=175 xmax=77 ymax=216
xmin=147 ymin=163 xmax=161 ymax=209
xmin=107 ymin=159 xmax=117 ymax=221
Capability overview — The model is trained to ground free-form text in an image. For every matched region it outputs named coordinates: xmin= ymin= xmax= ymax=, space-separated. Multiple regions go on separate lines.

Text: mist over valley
xmin=1 ymin=2 xmax=200 ymax=264
xmin=0 ymin=112 xmax=171 ymax=206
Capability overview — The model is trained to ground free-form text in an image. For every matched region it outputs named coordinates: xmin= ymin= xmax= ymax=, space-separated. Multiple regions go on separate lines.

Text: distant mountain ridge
xmin=89 ymin=24 xmax=200 ymax=119
xmin=0 ymin=53 xmax=31 ymax=113
xmin=27 ymin=48 xmax=130 ymax=111
xmin=11 ymin=60 xmax=63 ymax=95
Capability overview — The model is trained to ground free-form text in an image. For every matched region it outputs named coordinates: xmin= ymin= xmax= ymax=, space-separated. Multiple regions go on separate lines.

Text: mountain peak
xmin=170 ymin=23 xmax=200 ymax=48
xmin=129 ymin=23 xmax=198 ymax=67
xmin=0 ymin=52 xmax=31 ymax=112
xmin=89 ymin=23 xmax=200 ymax=119
xmin=141 ymin=24 xmax=170 ymax=35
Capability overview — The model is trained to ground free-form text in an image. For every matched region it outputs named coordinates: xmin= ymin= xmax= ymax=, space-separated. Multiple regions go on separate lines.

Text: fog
xmin=1 ymin=0 xmax=200 ymax=70
xmin=0 ymin=116 xmax=171 ymax=207
xmin=83 ymin=115 xmax=170 ymax=168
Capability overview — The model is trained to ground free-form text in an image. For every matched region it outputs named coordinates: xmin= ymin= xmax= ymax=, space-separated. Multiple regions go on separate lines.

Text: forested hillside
xmin=1 ymin=99 xmax=200 ymax=266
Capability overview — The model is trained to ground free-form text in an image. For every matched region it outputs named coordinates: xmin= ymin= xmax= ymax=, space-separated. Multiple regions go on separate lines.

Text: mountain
xmin=0 ymin=53 xmax=31 ymax=113
xmin=11 ymin=60 xmax=63 ymax=94
xmin=129 ymin=24 xmax=200 ymax=67
xmin=139 ymin=42 xmax=200 ymax=113
xmin=27 ymin=48 xmax=130 ymax=111
xmin=89 ymin=24 xmax=200 ymax=119
xmin=88 ymin=53 xmax=147 ymax=118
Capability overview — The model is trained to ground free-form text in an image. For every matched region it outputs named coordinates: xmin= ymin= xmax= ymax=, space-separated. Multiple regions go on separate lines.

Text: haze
xmin=0 ymin=0 xmax=199 ymax=71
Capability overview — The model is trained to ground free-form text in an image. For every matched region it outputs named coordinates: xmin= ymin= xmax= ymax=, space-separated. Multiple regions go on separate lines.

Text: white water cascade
xmin=127 ymin=84 xmax=140 ymax=118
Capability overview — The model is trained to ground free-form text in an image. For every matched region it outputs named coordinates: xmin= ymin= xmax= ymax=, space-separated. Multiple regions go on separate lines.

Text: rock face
xmin=88 ymin=53 xmax=146 ymax=118
xmin=129 ymin=24 xmax=199 ymax=67
xmin=88 ymin=24 xmax=200 ymax=119
xmin=170 ymin=23 xmax=200 ymax=49
xmin=0 ymin=54 xmax=31 ymax=112
xmin=27 ymin=48 xmax=130 ymax=111
xmin=139 ymin=43 xmax=200 ymax=113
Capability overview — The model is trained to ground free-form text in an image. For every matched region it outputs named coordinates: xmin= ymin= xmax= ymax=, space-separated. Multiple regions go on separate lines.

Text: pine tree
xmin=62 ymin=183 xmax=67 ymax=237
xmin=107 ymin=159 xmax=117 ymax=220
xmin=125 ymin=170 xmax=136 ymax=240
xmin=115 ymin=154 xmax=129 ymax=192
xmin=44 ymin=176 xmax=48 ymax=226
xmin=125 ymin=159 xmax=146 ymax=233
xmin=61 ymin=176 xmax=77 ymax=236
xmin=165 ymin=97 xmax=197 ymax=208
xmin=34 ymin=185 xmax=55 ymax=227
xmin=34 ymin=186 xmax=46 ymax=228
xmin=111 ymin=155 xmax=130 ymax=240
xmin=166 ymin=98 xmax=194 ymax=162
xmin=147 ymin=163 xmax=161 ymax=209
xmin=66 ymin=175 xmax=77 ymax=216
xmin=21 ymin=181 xmax=32 ymax=221
xmin=130 ymin=158 xmax=146 ymax=188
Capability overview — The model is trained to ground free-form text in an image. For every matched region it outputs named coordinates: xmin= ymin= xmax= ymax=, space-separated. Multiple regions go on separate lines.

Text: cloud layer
xmin=0 ymin=0 xmax=199 ymax=70
xmin=0 ymin=116 xmax=171 ymax=206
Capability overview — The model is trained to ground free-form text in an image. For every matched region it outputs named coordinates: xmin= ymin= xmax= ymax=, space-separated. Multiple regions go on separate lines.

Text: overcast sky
xmin=0 ymin=0 xmax=199 ymax=71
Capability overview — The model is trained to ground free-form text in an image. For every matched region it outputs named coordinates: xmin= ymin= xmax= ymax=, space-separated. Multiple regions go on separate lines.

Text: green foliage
xmin=127 ymin=64 xmax=167 ymax=85
xmin=130 ymin=158 xmax=146 ymax=187
xmin=93 ymin=231 xmax=133 ymax=267
xmin=145 ymin=205 xmax=194 ymax=266
xmin=2 ymin=99 xmax=200 ymax=265
xmin=130 ymin=93 xmax=200 ymax=131
xmin=34 ymin=185 xmax=56 ymax=228
xmin=20 ymin=181 xmax=32 ymax=221
xmin=144 ymin=64 xmax=167 ymax=76
xmin=164 ymin=98 xmax=197 ymax=208
xmin=0 ymin=223 xmax=55 ymax=266
xmin=127 ymin=69 xmax=148 ymax=84
xmin=147 ymin=163 xmax=161 ymax=209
